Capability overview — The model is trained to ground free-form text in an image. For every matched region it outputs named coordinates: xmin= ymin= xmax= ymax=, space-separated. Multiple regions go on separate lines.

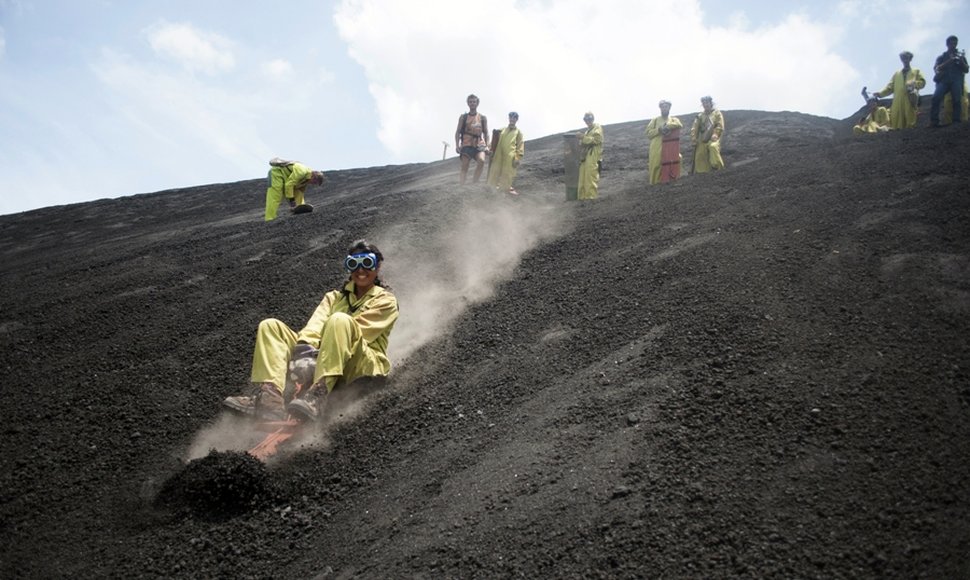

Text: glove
xmin=292 ymin=343 xmax=318 ymax=359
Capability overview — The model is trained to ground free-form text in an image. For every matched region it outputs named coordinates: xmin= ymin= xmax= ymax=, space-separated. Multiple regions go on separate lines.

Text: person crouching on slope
xmin=853 ymin=96 xmax=891 ymax=134
xmin=222 ymin=240 xmax=399 ymax=421
xmin=264 ymin=158 xmax=325 ymax=221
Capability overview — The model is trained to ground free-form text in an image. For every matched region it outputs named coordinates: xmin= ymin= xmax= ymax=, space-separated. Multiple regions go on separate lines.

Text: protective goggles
xmin=344 ymin=252 xmax=379 ymax=272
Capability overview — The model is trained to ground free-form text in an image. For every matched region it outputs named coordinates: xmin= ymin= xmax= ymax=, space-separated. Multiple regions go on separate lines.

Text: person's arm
xmin=711 ymin=111 xmax=725 ymax=141
xmin=354 ymin=292 xmax=399 ymax=344
xmin=874 ymin=73 xmax=896 ymax=98
xmin=690 ymin=116 xmax=700 ymax=144
xmin=455 ymin=114 xmax=466 ymax=151
xmin=645 ymin=117 xmax=660 ymax=140
xmin=481 ymin=115 xmax=489 ymax=148
xmin=514 ymin=130 xmax=524 ymax=164
xmin=296 ymin=290 xmax=339 ymax=348
xmin=668 ymin=116 xmax=684 ymax=130
xmin=285 ymin=164 xmax=312 ymax=200
xmin=913 ymin=69 xmax=926 ymax=90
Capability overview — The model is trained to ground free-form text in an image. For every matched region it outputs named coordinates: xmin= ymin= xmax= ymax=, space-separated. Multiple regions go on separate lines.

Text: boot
xmin=223 ymin=383 xmax=284 ymax=421
xmin=254 ymin=383 xmax=285 ymax=421
xmin=286 ymin=383 xmax=326 ymax=421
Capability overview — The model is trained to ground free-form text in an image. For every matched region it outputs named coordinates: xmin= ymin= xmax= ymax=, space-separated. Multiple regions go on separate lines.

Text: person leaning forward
xmin=222 ymin=240 xmax=399 ymax=421
xmin=690 ymin=96 xmax=725 ymax=173
xmin=455 ymin=94 xmax=490 ymax=185
xmin=264 ymin=158 xmax=324 ymax=221
xmin=577 ymin=112 xmax=604 ymax=200
xmin=872 ymin=51 xmax=926 ymax=129
xmin=645 ymin=100 xmax=683 ymax=185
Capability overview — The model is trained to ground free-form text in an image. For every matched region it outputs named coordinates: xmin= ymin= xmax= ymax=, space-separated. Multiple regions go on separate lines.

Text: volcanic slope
xmin=1 ymin=110 xmax=968 ymax=579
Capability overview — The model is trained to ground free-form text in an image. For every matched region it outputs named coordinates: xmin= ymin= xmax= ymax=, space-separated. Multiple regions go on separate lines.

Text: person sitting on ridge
xmin=853 ymin=96 xmax=891 ymax=134
xmin=222 ymin=240 xmax=399 ymax=421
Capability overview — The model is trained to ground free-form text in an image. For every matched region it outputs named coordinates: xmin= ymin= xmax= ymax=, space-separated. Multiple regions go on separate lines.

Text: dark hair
xmin=947 ymin=35 xmax=959 ymax=44
xmin=345 ymin=239 xmax=388 ymax=288
xmin=467 ymin=94 xmax=479 ymax=101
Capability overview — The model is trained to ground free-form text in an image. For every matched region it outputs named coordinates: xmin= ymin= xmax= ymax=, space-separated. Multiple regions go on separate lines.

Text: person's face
xmin=350 ymin=263 xmax=380 ymax=291
xmin=947 ymin=38 xmax=958 ymax=51
xmin=702 ymin=99 xmax=713 ymax=112
xmin=660 ymin=104 xmax=671 ymax=115
xmin=467 ymin=97 xmax=479 ymax=109
xmin=901 ymin=55 xmax=912 ymax=65
xmin=584 ymin=116 xmax=594 ymax=127
xmin=508 ymin=115 xmax=517 ymax=127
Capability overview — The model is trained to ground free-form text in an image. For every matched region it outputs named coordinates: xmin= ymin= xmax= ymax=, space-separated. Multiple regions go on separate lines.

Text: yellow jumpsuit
xmin=941 ymin=83 xmax=970 ymax=125
xmin=578 ymin=123 xmax=604 ymax=200
xmin=691 ymin=110 xmax=725 ymax=173
xmin=852 ymin=106 xmax=891 ymax=134
xmin=875 ymin=68 xmax=926 ymax=129
xmin=486 ymin=126 xmax=525 ymax=190
xmin=645 ymin=115 xmax=684 ymax=185
xmin=265 ymin=162 xmax=314 ymax=221
xmin=250 ymin=282 xmax=399 ymax=393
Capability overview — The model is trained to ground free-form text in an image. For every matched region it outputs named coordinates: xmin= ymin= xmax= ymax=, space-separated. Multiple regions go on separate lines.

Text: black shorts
xmin=460 ymin=145 xmax=486 ymax=159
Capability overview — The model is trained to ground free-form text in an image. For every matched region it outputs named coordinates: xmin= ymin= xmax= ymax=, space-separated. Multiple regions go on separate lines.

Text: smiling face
xmin=350 ymin=264 xmax=380 ymax=293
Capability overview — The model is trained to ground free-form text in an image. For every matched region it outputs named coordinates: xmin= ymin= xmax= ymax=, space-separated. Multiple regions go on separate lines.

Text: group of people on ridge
xmin=854 ymin=35 xmax=969 ymax=135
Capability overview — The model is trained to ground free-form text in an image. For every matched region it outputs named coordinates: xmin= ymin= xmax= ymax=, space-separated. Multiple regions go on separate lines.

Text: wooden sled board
xmin=292 ymin=203 xmax=314 ymax=214
xmin=660 ymin=127 xmax=681 ymax=183
xmin=248 ymin=420 xmax=302 ymax=461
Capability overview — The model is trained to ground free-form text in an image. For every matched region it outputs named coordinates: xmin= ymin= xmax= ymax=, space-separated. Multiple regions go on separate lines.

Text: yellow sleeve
xmin=285 ymin=163 xmax=312 ymax=200
xmin=712 ymin=111 xmax=725 ymax=140
xmin=296 ymin=290 xmax=340 ymax=348
xmin=876 ymin=73 xmax=896 ymax=98
xmin=581 ymin=125 xmax=603 ymax=147
xmin=876 ymin=107 xmax=890 ymax=126
xmin=515 ymin=130 xmax=525 ymax=161
xmin=645 ymin=117 xmax=660 ymax=140
xmin=668 ymin=116 xmax=683 ymax=130
xmin=690 ymin=116 xmax=700 ymax=143
xmin=913 ymin=69 xmax=926 ymax=90
xmin=354 ymin=291 xmax=399 ymax=345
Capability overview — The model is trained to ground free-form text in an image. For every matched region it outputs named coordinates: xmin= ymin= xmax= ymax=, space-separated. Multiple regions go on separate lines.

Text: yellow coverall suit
xmin=578 ymin=123 xmax=604 ymax=200
xmin=250 ymin=282 xmax=399 ymax=393
xmin=852 ymin=106 xmax=891 ymax=134
xmin=645 ymin=115 xmax=684 ymax=185
xmin=691 ymin=110 xmax=725 ymax=173
xmin=875 ymin=68 xmax=926 ymax=129
xmin=265 ymin=162 xmax=314 ymax=221
xmin=486 ymin=126 xmax=525 ymax=190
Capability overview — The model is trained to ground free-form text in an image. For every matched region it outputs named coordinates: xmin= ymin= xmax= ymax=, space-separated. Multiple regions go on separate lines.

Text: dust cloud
xmin=380 ymin=195 xmax=567 ymax=362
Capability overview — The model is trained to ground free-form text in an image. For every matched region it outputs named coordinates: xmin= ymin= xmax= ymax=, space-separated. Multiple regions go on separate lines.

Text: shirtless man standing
xmin=455 ymin=94 xmax=489 ymax=185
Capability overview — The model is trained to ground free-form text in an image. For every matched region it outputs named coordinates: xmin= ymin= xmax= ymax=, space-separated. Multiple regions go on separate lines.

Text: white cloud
xmin=262 ymin=58 xmax=294 ymax=79
xmin=334 ymin=0 xmax=858 ymax=163
xmin=146 ymin=21 xmax=235 ymax=74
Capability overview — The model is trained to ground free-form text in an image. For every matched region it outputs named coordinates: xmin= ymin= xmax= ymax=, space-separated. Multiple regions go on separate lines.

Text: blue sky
xmin=0 ymin=0 xmax=966 ymax=215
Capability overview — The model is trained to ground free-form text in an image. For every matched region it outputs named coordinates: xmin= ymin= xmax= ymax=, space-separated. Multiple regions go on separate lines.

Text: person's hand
xmin=661 ymin=125 xmax=670 ymax=135
xmin=292 ymin=343 xmax=318 ymax=359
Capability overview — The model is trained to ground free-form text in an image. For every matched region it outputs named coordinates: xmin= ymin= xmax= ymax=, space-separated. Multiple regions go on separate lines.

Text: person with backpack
xmin=264 ymin=158 xmax=325 ymax=221
xmin=872 ymin=51 xmax=926 ymax=129
xmin=455 ymin=94 xmax=490 ymax=185
xmin=222 ymin=240 xmax=399 ymax=421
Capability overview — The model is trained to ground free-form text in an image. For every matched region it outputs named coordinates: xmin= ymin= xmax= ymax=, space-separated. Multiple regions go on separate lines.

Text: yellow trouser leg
xmin=250 ymin=318 xmax=298 ymax=392
xmin=313 ymin=312 xmax=382 ymax=391
xmin=265 ymin=168 xmax=285 ymax=221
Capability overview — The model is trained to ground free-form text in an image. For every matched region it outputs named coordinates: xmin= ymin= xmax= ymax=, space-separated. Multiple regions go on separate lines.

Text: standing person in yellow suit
xmin=853 ymin=96 xmax=891 ymax=134
xmin=645 ymin=100 xmax=683 ymax=185
xmin=690 ymin=96 xmax=725 ymax=173
xmin=222 ymin=240 xmax=399 ymax=421
xmin=264 ymin=158 xmax=325 ymax=221
xmin=873 ymin=51 xmax=926 ymax=129
xmin=487 ymin=111 xmax=525 ymax=195
xmin=578 ymin=112 xmax=604 ymax=200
